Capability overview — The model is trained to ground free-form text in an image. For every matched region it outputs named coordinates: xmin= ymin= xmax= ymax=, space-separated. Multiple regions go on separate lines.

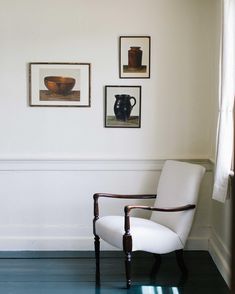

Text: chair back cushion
xmin=150 ymin=160 xmax=205 ymax=246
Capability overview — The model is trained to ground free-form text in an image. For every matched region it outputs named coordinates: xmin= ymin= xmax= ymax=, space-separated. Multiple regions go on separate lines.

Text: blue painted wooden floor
xmin=0 ymin=251 xmax=229 ymax=294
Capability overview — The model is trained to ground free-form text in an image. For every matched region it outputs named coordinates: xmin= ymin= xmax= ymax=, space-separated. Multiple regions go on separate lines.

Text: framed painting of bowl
xmin=29 ymin=62 xmax=91 ymax=107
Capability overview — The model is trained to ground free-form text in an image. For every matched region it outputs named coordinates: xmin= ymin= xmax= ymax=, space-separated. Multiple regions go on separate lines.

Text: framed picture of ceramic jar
xmin=105 ymin=85 xmax=141 ymax=128
xmin=119 ymin=36 xmax=151 ymax=78
xmin=29 ymin=62 xmax=91 ymax=107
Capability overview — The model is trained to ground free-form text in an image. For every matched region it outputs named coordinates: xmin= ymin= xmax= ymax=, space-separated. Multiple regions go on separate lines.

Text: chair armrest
xmin=93 ymin=193 xmax=156 ymax=217
xmin=123 ymin=204 xmax=196 ymax=235
xmin=93 ymin=193 xmax=156 ymax=236
xmin=93 ymin=193 xmax=157 ymax=201
xmin=125 ymin=204 xmax=195 ymax=214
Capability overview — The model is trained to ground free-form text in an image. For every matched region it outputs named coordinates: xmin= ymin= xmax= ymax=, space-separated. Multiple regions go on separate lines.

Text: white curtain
xmin=212 ymin=0 xmax=235 ymax=202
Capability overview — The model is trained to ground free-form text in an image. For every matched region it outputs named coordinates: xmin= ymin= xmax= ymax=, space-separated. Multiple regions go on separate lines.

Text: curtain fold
xmin=212 ymin=0 xmax=235 ymax=202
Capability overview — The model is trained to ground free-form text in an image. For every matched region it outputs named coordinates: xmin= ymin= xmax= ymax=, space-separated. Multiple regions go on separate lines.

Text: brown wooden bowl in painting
xmin=44 ymin=76 xmax=76 ymax=95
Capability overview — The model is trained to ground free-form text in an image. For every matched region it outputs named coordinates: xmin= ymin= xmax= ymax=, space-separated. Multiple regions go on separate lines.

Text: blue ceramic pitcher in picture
xmin=114 ymin=94 xmax=136 ymax=121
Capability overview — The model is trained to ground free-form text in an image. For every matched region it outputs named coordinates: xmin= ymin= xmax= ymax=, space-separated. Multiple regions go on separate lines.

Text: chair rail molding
xmin=0 ymin=158 xmax=213 ymax=172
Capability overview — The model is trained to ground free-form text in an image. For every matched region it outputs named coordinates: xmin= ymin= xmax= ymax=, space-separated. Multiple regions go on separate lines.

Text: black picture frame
xmin=105 ymin=85 xmax=141 ymax=128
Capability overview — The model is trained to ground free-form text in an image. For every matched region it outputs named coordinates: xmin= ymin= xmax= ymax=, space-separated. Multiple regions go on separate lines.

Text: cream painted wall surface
xmin=0 ymin=0 xmax=217 ymax=159
xmin=0 ymin=0 xmax=221 ymax=258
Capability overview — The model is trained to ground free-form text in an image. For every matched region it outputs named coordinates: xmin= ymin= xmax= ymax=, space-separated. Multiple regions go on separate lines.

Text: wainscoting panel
xmin=0 ymin=159 xmax=213 ymax=251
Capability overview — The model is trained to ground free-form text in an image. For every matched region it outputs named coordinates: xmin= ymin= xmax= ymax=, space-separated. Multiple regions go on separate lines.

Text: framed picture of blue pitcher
xmin=119 ymin=36 xmax=151 ymax=78
xmin=105 ymin=85 xmax=141 ymax=128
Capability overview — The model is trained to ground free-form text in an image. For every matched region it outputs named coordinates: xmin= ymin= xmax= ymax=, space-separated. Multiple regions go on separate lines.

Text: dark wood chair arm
xmin=93 ymin=193 xmax=157 ymax=236
xmin=93 ymin=193 xmax=156 ymax=218
xmin=93 ymin=193 xmax=157 ymax=201
xmin=125 ymin=204 xmax=195 ymax=214
xmin=124 ymin=204 xmax=196 ymax=234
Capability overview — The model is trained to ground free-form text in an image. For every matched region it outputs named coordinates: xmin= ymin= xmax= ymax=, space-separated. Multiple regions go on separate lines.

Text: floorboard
xmin=0 ymin=251 xmax=229 ymax=293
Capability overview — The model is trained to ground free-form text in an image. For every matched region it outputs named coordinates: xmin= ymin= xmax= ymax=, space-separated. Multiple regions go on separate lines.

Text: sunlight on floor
xmin=141 ymin=286 xmax=179 ymax=294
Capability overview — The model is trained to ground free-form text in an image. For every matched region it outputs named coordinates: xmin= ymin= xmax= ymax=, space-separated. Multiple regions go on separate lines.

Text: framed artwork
xmin=29 ymin=62 xmax=91 ymax=107
xmin=119 ymin=36 xmax=151 ymax=79
xmin=105 ymin=85 xmax=141 ymax=128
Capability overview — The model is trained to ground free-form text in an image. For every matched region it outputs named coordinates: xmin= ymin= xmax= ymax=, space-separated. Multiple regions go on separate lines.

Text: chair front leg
xmin=94 ymin=235 xmax=100 ymax=286
xmin=123 ymin=206 xmax=133 ymax=288
xmin=123 ymin=233 xmax=132 ymax=289
xmin=93 ymin=194 xmax=100 ymax=286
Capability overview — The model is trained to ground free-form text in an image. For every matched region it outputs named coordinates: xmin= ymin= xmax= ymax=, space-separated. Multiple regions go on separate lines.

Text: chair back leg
xmin=175 ymin=249 xmax=188 ymax=275
xmin=150 ymin=253 xmax=162 ymax=282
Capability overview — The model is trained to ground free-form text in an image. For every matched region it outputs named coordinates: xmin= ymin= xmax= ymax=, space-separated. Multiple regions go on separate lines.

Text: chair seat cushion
xmin=95 ymin=216 xmax=183 ymax=254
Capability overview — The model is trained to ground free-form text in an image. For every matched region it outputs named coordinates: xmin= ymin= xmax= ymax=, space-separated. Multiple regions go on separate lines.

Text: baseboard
xmin=208 ymin=229 xmax=231 ymax=287
xmin=0 ymin=250 xmax=95 ymax=258
xmin=0 ymin=236 xmax=95 ymax=251
xmin=0 ymin=250 xmax=208 ymax=259
xmin=185 ymin=236 xmax=209 ymax=251
xmin=0 ymin=235 xmax=209 ymax=252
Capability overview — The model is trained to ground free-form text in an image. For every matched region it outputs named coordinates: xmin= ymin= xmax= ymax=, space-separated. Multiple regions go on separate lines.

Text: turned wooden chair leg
xmin=124 ymin=251 xmax=132 ymax=288
xmin=123 ymin=234 xmax=132 ymax=288
xmin=150 ymin=253 xmax=162 ymax=282
xmin=94 ymin=235 xmax=100 ymax=286
xmin=175 ymin=249 xmax=188 ymax=274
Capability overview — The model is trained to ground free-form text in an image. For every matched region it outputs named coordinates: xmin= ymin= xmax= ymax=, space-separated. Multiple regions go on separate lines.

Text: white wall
xmin=0 ymin=0 xmax=217 ymax=159
xmin=0 ymin=0 xmax=219 ymax=252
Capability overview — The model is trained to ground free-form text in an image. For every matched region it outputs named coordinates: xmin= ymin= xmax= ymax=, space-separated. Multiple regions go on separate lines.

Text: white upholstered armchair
xmin=93 ymin=160 xmax=205 ymax=288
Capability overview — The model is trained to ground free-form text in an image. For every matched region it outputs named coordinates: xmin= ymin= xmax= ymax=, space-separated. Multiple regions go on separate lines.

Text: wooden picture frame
xmin=29 ymin=62 xmax=91 ymax=107
xmin=119 ymin=36 xmax=151 ymax=79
